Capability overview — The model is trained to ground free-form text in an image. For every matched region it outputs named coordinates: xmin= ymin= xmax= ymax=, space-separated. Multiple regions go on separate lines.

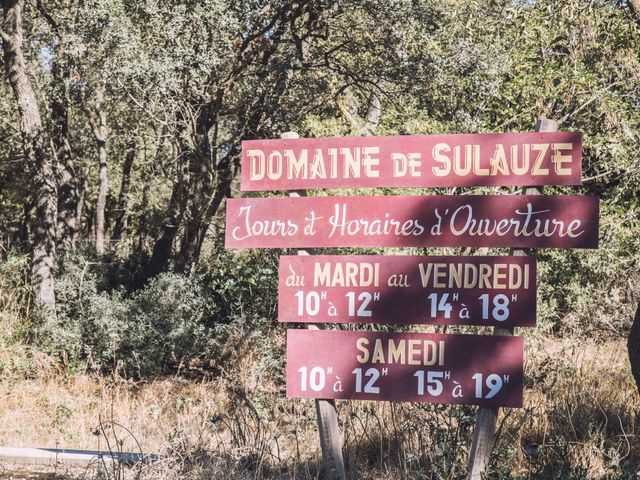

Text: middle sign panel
xmin=225 ymin=195 xmax=599 ymax=249
xmin=279 ymin=255 xmax=536 ymax=327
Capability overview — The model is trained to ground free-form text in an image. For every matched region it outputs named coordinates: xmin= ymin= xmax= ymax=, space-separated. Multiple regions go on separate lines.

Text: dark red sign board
xmin=286 ymin=330 xmax=524 ymax=408
xmin=241 ymin=132 xmax=582 ymax=191
xmin=225 ymin=195 xmax=599 ymax=249
xmin=278 ymin=255 xmax=536 ymax=327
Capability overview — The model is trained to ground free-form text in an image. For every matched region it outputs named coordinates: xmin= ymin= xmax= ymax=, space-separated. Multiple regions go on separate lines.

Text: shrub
xmin=40 ymin=245 xmax=280 ymax=378
xmin=46 ymin=254 xmax=218 ymax=377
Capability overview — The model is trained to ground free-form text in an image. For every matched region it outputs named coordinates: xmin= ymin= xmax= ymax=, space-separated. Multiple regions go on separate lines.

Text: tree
xmin=36 ymin=0 xmax=79 ymax=252
xmin=1 ymin=0 xmax=57 ymax=320
xmin=83 ymin=85 xmax=108 ymax=255
xmin=117 ymin=0 xmax=443 ymax=276
xmin=111 ymin=138 xmax=136 ymax=243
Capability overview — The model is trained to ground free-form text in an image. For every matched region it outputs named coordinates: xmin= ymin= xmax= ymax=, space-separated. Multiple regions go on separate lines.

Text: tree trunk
xmin=173 ymin=152 xmax=211 ymax=274
xmin=336 ymin=83 xmax=382 ymax=135
xmin=192 ymin=146 xmax=236 ymax=267
xmin=137 ymin=135 xmax=164 ymax=253
xmin=112 ymin=139 xmax=136 ymax=243
xmin=137 ymin=174 xmax=151 ymax=252
xmin=147 ymin=179 xmax=184 ymax=277
xmin=628 ymin=301 xmax=640 ymax=393
xmin=74 ymin=175 xmax=87 ymax=246
xmin=147 ymin=121 xmax=189 ymax=277
xmin=51 ymin=57 xmax=78 ymax=252
xmin=174 ymin=105 xmax=214 ymax=275
xmin=1 ymin=0 xmax=57 ymax=319
xmin=90 ymin=87 xmax=108 ymax=255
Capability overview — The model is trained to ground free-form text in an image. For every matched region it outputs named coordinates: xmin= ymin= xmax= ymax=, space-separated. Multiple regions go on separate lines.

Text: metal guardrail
xmin=0 ymin=447 xmax=160 ymax=467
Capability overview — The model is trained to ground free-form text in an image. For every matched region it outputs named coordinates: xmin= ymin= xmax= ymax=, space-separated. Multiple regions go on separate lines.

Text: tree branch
xmin=36 ymin=0 xmax=59 ymax=33
xmin=0 ymin=27 xmax=10 ymax=43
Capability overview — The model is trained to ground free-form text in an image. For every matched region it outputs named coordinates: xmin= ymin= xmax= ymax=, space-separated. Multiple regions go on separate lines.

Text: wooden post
xmin=466 ymin=118 xmax=558 ymax=479
xmin=282 ymin=131 xmax=346 ymax=480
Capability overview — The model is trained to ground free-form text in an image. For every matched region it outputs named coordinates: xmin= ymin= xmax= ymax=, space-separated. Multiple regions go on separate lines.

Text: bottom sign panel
xmin=287 ymin=330 xmax=524 ymax=408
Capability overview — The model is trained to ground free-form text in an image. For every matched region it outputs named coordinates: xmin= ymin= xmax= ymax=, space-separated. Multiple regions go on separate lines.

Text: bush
xmin=49 ymin=260 xmax=212 ymax=377
xmin=40 ymin=245 xmax=280 ymax=378
xmin=536 ymin=200 xmax=640 ymax=339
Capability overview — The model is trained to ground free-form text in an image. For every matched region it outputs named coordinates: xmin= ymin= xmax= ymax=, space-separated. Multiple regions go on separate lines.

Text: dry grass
xmin=500 ymin=337 xmax=640 ymax=479
xmin=0 ymin=334 xmax=636 ymax=479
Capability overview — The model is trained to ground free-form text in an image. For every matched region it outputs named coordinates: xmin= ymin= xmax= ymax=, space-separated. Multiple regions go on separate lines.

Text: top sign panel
xmin=241 ymin=132 xmax=582 ymax=191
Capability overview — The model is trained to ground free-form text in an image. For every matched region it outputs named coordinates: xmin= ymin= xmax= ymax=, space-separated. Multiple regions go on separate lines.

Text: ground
xmin=0 ymin=336 xmax=636 ymax=479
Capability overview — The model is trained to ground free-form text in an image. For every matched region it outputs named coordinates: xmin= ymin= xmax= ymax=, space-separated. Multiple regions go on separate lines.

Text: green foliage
xmin=0 ymin=253 xmax=32 ymax=339
xmin=50 ymin=256 xmax=215 ymax=376
xmin=40 ymin=246 xmax=277 ymax=377
xmin=536 ymin=198 xmax=640 ymax=338
xmin=198 ymin=245 xmax=280 ymax=327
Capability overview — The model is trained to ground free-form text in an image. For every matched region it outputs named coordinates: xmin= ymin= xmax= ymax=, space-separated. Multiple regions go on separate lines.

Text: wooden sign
xmin=241 ymin=132 xmax=582 ymax=191
xmin=225 ymin=195 xmax=599 ymax=249
xmin=286 ymin=330 xmax=524 ymax=407
xmin=278 ymin=255 xmax=536 ymax=327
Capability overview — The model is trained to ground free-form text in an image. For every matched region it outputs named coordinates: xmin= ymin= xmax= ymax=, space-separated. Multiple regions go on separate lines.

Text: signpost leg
xmin=466 ymin=328 xmax=513 ymax=479
xmin=316 ymin=398 xmax=347 ymax=480
xmin=466 ymin=118 xmax=557 ymax=479
xmin=281 ymin=131 xmax=346 ymax=480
